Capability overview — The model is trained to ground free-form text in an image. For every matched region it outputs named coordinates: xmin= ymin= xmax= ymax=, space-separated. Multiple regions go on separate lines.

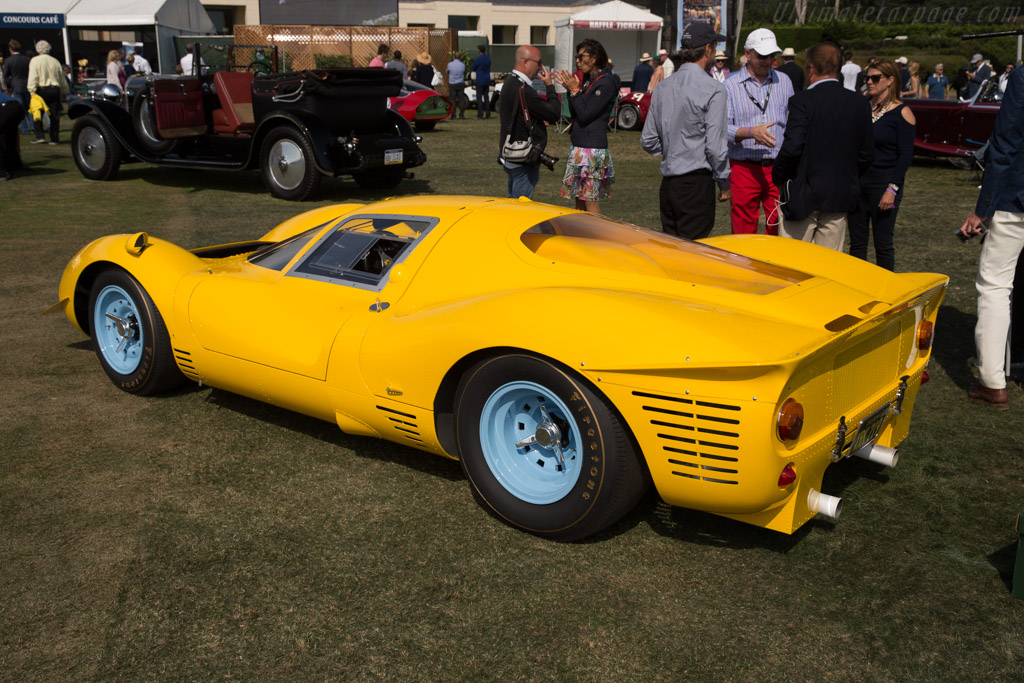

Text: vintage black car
xmin=68 ymin=45 xmax=426 ymax=200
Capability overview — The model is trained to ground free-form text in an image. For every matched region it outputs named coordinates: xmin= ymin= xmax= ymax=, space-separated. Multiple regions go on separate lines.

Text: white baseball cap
xmin=744 ymin=28 xmax=781 ymax=56
xmin=895 ymin=56 xmax=908 ymax=65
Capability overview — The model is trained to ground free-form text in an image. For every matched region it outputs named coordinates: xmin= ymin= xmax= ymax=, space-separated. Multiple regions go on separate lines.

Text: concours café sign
xmin=1 ymin=13 xmax=66 ymax=29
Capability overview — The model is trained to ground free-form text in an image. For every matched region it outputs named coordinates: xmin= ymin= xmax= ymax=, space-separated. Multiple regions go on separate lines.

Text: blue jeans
xmin=13 ymin=92 xmax=31 ymax=134
xmin=505 ymin=164 xmax=539 ymax=199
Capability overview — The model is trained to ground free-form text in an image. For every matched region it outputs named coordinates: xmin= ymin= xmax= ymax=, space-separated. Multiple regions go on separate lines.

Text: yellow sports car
xmin=57 ymin=196 xmax=947 ymax=540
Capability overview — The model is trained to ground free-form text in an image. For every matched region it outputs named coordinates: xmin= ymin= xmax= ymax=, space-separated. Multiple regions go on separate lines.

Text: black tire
xmin=131 ymin=89 xmax=176 ymax=155
xmin=414 ymin=119 xmax=437 ymax=132
xmin=454 ymin=354 xmax=647 ymax=541
xmin=458 ymin=93 xmax=470 ymax=112
xmin=490 ymin=92 xmax=501 ymax=111
xmin=352 ymin=167 xmax=405 ymax=190
xmin=616 ymin=105 xmax=640 ymax=131
xmin=71 ymin=116 xmax=122 ymax=181
xmin=88 ymin=268 xmax=185 ymax=396
xmin=259 ymin=125 xmax=321 ymax=201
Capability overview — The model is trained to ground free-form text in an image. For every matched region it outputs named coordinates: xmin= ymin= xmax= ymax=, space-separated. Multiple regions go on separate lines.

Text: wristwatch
xmin=887 ymin=183 xmax=900 ymax=192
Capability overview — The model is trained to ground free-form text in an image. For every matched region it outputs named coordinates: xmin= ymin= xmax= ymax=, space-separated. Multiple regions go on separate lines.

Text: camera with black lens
xmin=538 ymin=152 xmax=558 ymax=171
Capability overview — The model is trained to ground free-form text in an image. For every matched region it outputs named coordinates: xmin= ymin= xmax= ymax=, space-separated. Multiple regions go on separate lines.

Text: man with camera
xmin=957 ymin=65 xmax=1024 ymax=410
xmin=497 ymin=46 xmax=560 ymax=199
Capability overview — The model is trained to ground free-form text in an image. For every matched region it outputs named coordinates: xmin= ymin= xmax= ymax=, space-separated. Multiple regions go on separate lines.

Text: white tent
xmin=2 ymin=0 xmax=215 ymax=73
xmin=553 ymin=0 xmax=663 ymax=86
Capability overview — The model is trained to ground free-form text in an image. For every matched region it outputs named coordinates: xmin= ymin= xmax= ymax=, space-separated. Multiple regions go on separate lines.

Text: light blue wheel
xmin=92 ymin=284 xmax=144 ymax=375
xmin=478 ymin=381 xmax=582 ymax=504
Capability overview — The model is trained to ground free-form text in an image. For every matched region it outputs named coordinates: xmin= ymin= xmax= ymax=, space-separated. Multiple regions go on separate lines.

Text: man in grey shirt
xmin=385 ymin=50 xmax=408 ymax=80
xmin=641 ymin=22 xmax=730 ymax=239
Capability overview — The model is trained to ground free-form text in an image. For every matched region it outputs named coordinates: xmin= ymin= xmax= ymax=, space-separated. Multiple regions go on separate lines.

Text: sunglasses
xmin=866 ymin=74 xmax=885 ymax=83
xmin=575 ymin=53 xmax=591 ymax=61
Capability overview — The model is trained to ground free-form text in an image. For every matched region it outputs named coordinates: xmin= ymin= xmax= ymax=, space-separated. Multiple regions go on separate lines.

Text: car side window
xmin=248 ymin=222 xmax=331 ymax=271
xmin=289 ymin=215 xmax=436 ymax=290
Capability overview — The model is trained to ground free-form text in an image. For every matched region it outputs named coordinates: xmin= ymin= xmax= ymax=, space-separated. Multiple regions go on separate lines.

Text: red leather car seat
xmin=212 ymin=71 xmax=255 ymax=133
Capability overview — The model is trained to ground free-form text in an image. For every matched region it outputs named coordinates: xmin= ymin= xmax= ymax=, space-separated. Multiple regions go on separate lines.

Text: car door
xmin=187 ymin=214 xmax=436 ymax=381
xmin=153 ymin=77 xmax=207 ymax=137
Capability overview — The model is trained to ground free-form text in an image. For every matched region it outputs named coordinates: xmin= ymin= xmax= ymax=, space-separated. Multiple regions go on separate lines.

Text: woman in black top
xmin=848 ymin=58 xmax=916 ymax=271
xmin=554 ymin=39 xmax=620 ymax=213
xmin=412 ymin=52 xmax=434 ymax=88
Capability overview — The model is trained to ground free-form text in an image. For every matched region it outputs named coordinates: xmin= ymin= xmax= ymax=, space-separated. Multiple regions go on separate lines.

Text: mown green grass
xmin=1 ymin=118 xmax=1022 ymax=680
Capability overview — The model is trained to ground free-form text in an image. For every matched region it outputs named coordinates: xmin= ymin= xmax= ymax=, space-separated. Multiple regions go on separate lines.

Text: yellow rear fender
xmin=258 ymin=203 xmax=366 ymax=243
xmin=58 ymin=234 xmax=205 ymax=335
xmin=702 ymin=234 xmax=947 ymax=303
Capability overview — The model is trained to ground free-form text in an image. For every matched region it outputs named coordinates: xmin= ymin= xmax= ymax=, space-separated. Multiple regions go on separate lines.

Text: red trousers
xmin=729 ymin=159 xmax=780 ymax=235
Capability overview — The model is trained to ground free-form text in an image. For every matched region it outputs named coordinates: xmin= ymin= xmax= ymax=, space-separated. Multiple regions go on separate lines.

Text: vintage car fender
xmin=250 ymin=110 xmax=336 ymax=173
xmin=67 ymin=99 xmax=157 ymax=162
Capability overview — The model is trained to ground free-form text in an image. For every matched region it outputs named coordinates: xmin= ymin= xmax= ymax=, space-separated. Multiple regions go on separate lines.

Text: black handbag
xmin=501 ymin=82 xmax=541 ymax=164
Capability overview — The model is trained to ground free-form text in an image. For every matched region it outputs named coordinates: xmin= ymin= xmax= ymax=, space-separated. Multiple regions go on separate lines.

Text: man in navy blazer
xmin=772 ymin=42 xmax=874 ymax=250
xmin=958 ymin=65 xmax=1024 ymax=410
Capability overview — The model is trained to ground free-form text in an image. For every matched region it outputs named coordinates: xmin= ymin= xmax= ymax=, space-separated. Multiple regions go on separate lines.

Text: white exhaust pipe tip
xmin=808 ymin=489 xmax=843 ymax=520
xmin=853 ymin=444 xmax=899 ymax=468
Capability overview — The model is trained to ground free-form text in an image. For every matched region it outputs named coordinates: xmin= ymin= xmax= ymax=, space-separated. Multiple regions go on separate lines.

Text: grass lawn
xmin=1 ymin=115 xmax=1022 ymax=680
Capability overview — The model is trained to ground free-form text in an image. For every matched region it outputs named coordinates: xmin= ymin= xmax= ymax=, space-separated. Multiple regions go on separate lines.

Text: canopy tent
xmin=553 ymin=0 xmax=663 ymax=86
xmin=1 ymin=0 xmax=215 ymax=73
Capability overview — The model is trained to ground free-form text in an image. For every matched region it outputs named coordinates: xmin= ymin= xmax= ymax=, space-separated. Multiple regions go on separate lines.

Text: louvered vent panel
xmin=172 ymin=347 xmax=200 ymax=381
xmin=376 ymin=405 xmax=423 ymax=443
xmin=632 ymin=391 xmax=742 ymax=485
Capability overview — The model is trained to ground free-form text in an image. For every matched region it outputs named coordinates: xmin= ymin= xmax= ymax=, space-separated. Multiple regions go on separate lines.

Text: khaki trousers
xmin=779 ymin=210 xmax=848 ymax=252
xmin=976 ymin=210 xmax=1024 ymax=389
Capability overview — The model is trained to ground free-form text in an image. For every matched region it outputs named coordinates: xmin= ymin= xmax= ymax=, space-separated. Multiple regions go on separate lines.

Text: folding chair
xmin=556 ymin=92 xmax=572 ymax=134
xmin=952 ymin=139 xmax=987 ymax=185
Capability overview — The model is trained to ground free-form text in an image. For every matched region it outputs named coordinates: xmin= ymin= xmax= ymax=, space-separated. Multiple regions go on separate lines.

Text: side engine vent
xmin=376 ymin=405 xmax=423 ymax=443
xmin=632 ymin=390 xmax=742 ymax=485
xmin=172 ymin=347 xmax=200 ymax=381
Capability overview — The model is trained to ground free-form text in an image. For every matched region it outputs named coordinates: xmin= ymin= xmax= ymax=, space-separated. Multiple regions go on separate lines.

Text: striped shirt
xmin=725 ymin=67 xmax=793 ymax=161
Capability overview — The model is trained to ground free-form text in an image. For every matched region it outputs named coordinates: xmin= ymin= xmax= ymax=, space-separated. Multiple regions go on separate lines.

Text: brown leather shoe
xmin=968 ymin=385 xmax=1009 ymax=410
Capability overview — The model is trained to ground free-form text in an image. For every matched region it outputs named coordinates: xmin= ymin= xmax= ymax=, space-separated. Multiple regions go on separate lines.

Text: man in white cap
xmin=778 ymin=46 xmax=803 ymax=90
xmin=632 ymin=53 xmax=654 ymax=93
xmin=642 ymin=22 xmax=730 ymax=240
xmin=658 ymin=48 xmax=674 ymax=79
xmin=895 ymin=56 xmax=911 ymax=93
xmin=967 ymin=53 xmax=991 ymax=98
xmin=723 ymin=27 xmax=794 ymax=235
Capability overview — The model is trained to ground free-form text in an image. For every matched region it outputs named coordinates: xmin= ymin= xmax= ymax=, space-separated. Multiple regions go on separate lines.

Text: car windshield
xmin=521 ymin=214 xmax=812 ymax=294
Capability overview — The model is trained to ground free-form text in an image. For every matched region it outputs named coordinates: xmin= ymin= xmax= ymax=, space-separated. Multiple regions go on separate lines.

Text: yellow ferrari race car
xmin=57 ymin=196 xmax=947 ymax=540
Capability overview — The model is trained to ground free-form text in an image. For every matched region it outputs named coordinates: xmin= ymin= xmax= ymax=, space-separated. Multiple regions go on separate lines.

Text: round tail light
xmin=777 ymin=398 xmax=804 ymax=442
xmin=917 ymin=320 xmax=934 ymax=351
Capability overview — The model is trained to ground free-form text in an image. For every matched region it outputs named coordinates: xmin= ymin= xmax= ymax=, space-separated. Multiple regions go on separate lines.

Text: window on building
xmin=76 ymin=29 xmax=137 ymax=42
xmin=492 ymin=25 xmax=517 ymax=44
xmin=530 ymin=26 xmax=548 ymax=44
xmin=408 ymin=23 xmax=434 ymax=29
xmin=448 ymin=15 xmax=479 ymax=31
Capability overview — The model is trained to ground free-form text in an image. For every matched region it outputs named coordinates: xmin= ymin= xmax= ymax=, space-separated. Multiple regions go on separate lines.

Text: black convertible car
xmin=68 ymin=45 xmax=426 ymax=200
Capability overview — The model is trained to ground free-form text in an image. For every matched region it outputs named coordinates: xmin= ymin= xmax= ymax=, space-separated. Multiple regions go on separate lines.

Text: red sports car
xmin=615 ymin=90 xmax=652 ymax=131
xmin=388 ymin=81 xmax=453 ymax=132
xmin=907 ymin=80 xmax=1001 ymax=157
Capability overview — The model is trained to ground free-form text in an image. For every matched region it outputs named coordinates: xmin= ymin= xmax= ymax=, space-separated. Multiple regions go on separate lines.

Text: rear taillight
xmin=777 ymin=398 xmax=804 ymax=442
xmin=778 ymin=463 xmax=797 ymax=487
xmin=921 ymin=370 xmax=930 ymax=384
xmin=917 ymin=320 xmax=934 ymax=351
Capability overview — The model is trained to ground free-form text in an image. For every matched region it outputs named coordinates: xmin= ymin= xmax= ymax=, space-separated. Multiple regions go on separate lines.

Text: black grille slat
xmin=639 ymin=391 xmax=743 ymax=486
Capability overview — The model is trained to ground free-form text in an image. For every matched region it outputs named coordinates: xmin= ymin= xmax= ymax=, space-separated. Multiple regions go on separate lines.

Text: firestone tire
xmin=260 ymin=126 xmax=321 ymax=201
xmin=454 ymin=354 xmax=647 ymax=541
xmin=88 ymin=268 xmax=185 ymax=396
xmin=131 ymin=90 xmax=176 ymax=156
xmin=72 ymin=116 xmax=122 ymax=181
xmin=616 ymin=105 xmax=640 ymax=131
